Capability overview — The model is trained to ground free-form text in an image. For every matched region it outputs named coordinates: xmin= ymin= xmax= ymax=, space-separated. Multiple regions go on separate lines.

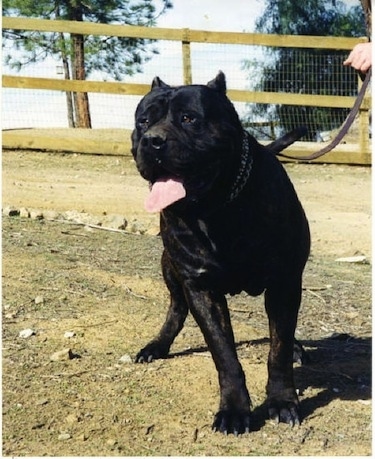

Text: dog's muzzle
xmin=141 ymin=133 xmax=167 ymax=152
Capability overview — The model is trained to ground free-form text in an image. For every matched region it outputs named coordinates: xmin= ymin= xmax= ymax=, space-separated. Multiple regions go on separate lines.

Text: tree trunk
xmin=63 ymin=61 xmax=76 ymax=128
xmin=56 ymin=6 xmax=76 ymax=128
xmin=59 ymin=33 xmax=75 ymax=128
xmin=360 ymin=0 xmax=372 ymax=38
xmin=68 ymin=3 xmax=91 ymax=129
xmin=71 ymin=33 xmax=91 ymax=128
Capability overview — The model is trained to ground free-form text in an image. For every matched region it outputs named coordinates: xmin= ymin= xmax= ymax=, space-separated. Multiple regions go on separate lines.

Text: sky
xmin=129 ymin=0 xmax=265 ymax=86
xmin=2 ymin=0 xmax=266 ymax=129
xmin=155 ymin=0 xmax=264 ymax=32
xmin=2 ymin=0 xmax=362 ymax=129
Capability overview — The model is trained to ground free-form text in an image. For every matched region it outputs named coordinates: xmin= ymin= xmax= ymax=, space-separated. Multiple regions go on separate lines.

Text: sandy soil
xmin=2 ymin=149 xmax=372 ymax=456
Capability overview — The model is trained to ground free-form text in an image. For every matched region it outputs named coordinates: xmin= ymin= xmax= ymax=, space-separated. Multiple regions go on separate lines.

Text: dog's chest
xmin=197 ymin=219 xmax=218 ymax=252
xmin=161 ymin=207 xmax=277 ymax=296
xmin=163 ymin=211 xmax=263 ymax=273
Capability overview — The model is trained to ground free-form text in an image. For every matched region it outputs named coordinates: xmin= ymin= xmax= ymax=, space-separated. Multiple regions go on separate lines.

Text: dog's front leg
xmin=183 ymin=280 xmax=251 ymax=435
xmin=135 ymin=252 xmax=189 ymax=363
xmin=265 ymin=278 xmax=302 ymax=426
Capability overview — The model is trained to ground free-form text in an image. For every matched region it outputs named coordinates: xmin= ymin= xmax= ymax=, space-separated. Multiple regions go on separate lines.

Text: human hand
xmin=343 ymin=42 xmax=372 ymax=72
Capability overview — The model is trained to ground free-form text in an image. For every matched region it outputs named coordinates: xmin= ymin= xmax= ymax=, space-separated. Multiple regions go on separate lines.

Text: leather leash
xmin=276 ymin=69 xmax=371 ymax=161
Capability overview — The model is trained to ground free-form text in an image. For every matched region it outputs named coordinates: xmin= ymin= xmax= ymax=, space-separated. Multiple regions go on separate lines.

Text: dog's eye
xmin=137 ymin=118 xmax=149 ymax=129
xmin=181 ymin=114 xmax=196 ymax=125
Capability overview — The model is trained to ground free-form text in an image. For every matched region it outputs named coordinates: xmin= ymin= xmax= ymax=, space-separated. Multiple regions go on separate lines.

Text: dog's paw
xmin=212 ymin=409 xmax=252 ymax=436
xmin=268 ymin=400 xmax=301 ymax=427
xmin=135 ymin=341 xmax=169 ymax=363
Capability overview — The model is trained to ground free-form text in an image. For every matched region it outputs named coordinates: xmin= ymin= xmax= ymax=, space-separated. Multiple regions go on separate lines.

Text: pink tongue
xmin=145 ymin=177 xmax=186 ymax=213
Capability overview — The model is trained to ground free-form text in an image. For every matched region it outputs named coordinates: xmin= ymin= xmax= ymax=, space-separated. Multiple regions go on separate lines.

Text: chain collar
xmin=226 ymin=132 xmax=253 ymax=203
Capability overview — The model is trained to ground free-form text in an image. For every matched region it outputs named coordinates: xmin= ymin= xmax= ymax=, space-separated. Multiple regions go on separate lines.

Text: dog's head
xmin=131 ymin=72 xmax=245 ymax=212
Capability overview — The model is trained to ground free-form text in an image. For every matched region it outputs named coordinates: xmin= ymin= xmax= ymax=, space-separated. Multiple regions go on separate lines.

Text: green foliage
xmin=2 ymin=0 xmax=173 ymax=79
xmin=255 ymin=0 xmax=365 ymax=37
xmin=243 ymin=0 xmax=366 ymax=140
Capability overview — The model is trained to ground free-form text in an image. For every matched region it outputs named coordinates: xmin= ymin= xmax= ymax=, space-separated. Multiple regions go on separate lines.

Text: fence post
xmin=182 ymin=28 xmax=192 ymax=85
xmin=358 ymin=75 xmax=371 ymax=158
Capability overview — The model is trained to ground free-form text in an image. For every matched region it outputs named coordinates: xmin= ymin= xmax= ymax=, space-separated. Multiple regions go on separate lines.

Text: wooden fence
xmin=2 ymin=16 xmax=371 ymax=164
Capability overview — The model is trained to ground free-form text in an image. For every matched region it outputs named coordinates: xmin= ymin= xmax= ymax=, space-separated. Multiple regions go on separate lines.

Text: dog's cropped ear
xmin=207 ymin=71 xmax=226 ymax=94
xmin=151 ymin=76 xmax=170 ymax=90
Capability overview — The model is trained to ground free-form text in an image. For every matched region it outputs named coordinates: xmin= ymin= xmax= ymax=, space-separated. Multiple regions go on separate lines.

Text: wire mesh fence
xmin=2 ymin=34 xmax=363 ymax=143
xmin=242 ymin=48 xmax=358 ymax=141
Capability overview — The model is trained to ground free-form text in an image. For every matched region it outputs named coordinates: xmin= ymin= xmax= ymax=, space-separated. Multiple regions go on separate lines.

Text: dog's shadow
xmin=292 ymin=335 xmax=371 ymax=425
xmin=169 ymin=334 xmax=371 ymax=431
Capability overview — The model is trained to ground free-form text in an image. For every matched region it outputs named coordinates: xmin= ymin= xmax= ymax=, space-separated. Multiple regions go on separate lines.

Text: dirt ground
xmin=2 ymin=149 xmax=372 ymax=456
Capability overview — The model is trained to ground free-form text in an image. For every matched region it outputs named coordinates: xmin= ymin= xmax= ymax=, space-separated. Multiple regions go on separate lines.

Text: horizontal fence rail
xmin=2 ymin=16 xmax=371 ymax=164
xmin=2 ymin=75 xmax=363 ymax=108
xmin=2 ymin=16 xmax=367 ymax=49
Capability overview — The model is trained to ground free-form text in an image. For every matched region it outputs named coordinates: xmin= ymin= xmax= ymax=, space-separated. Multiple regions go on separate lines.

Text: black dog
xmin=131 ymin=72 xmax=310 ymax=435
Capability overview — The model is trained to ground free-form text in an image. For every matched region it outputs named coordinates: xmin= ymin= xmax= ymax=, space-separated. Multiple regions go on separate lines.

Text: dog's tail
xmin=267 ymin=126 xmax=307 ymax=154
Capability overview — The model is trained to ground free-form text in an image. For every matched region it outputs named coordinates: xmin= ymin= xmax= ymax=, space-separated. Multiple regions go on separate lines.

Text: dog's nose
xmin=142 ymin=134 xmax=167 ymax=150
